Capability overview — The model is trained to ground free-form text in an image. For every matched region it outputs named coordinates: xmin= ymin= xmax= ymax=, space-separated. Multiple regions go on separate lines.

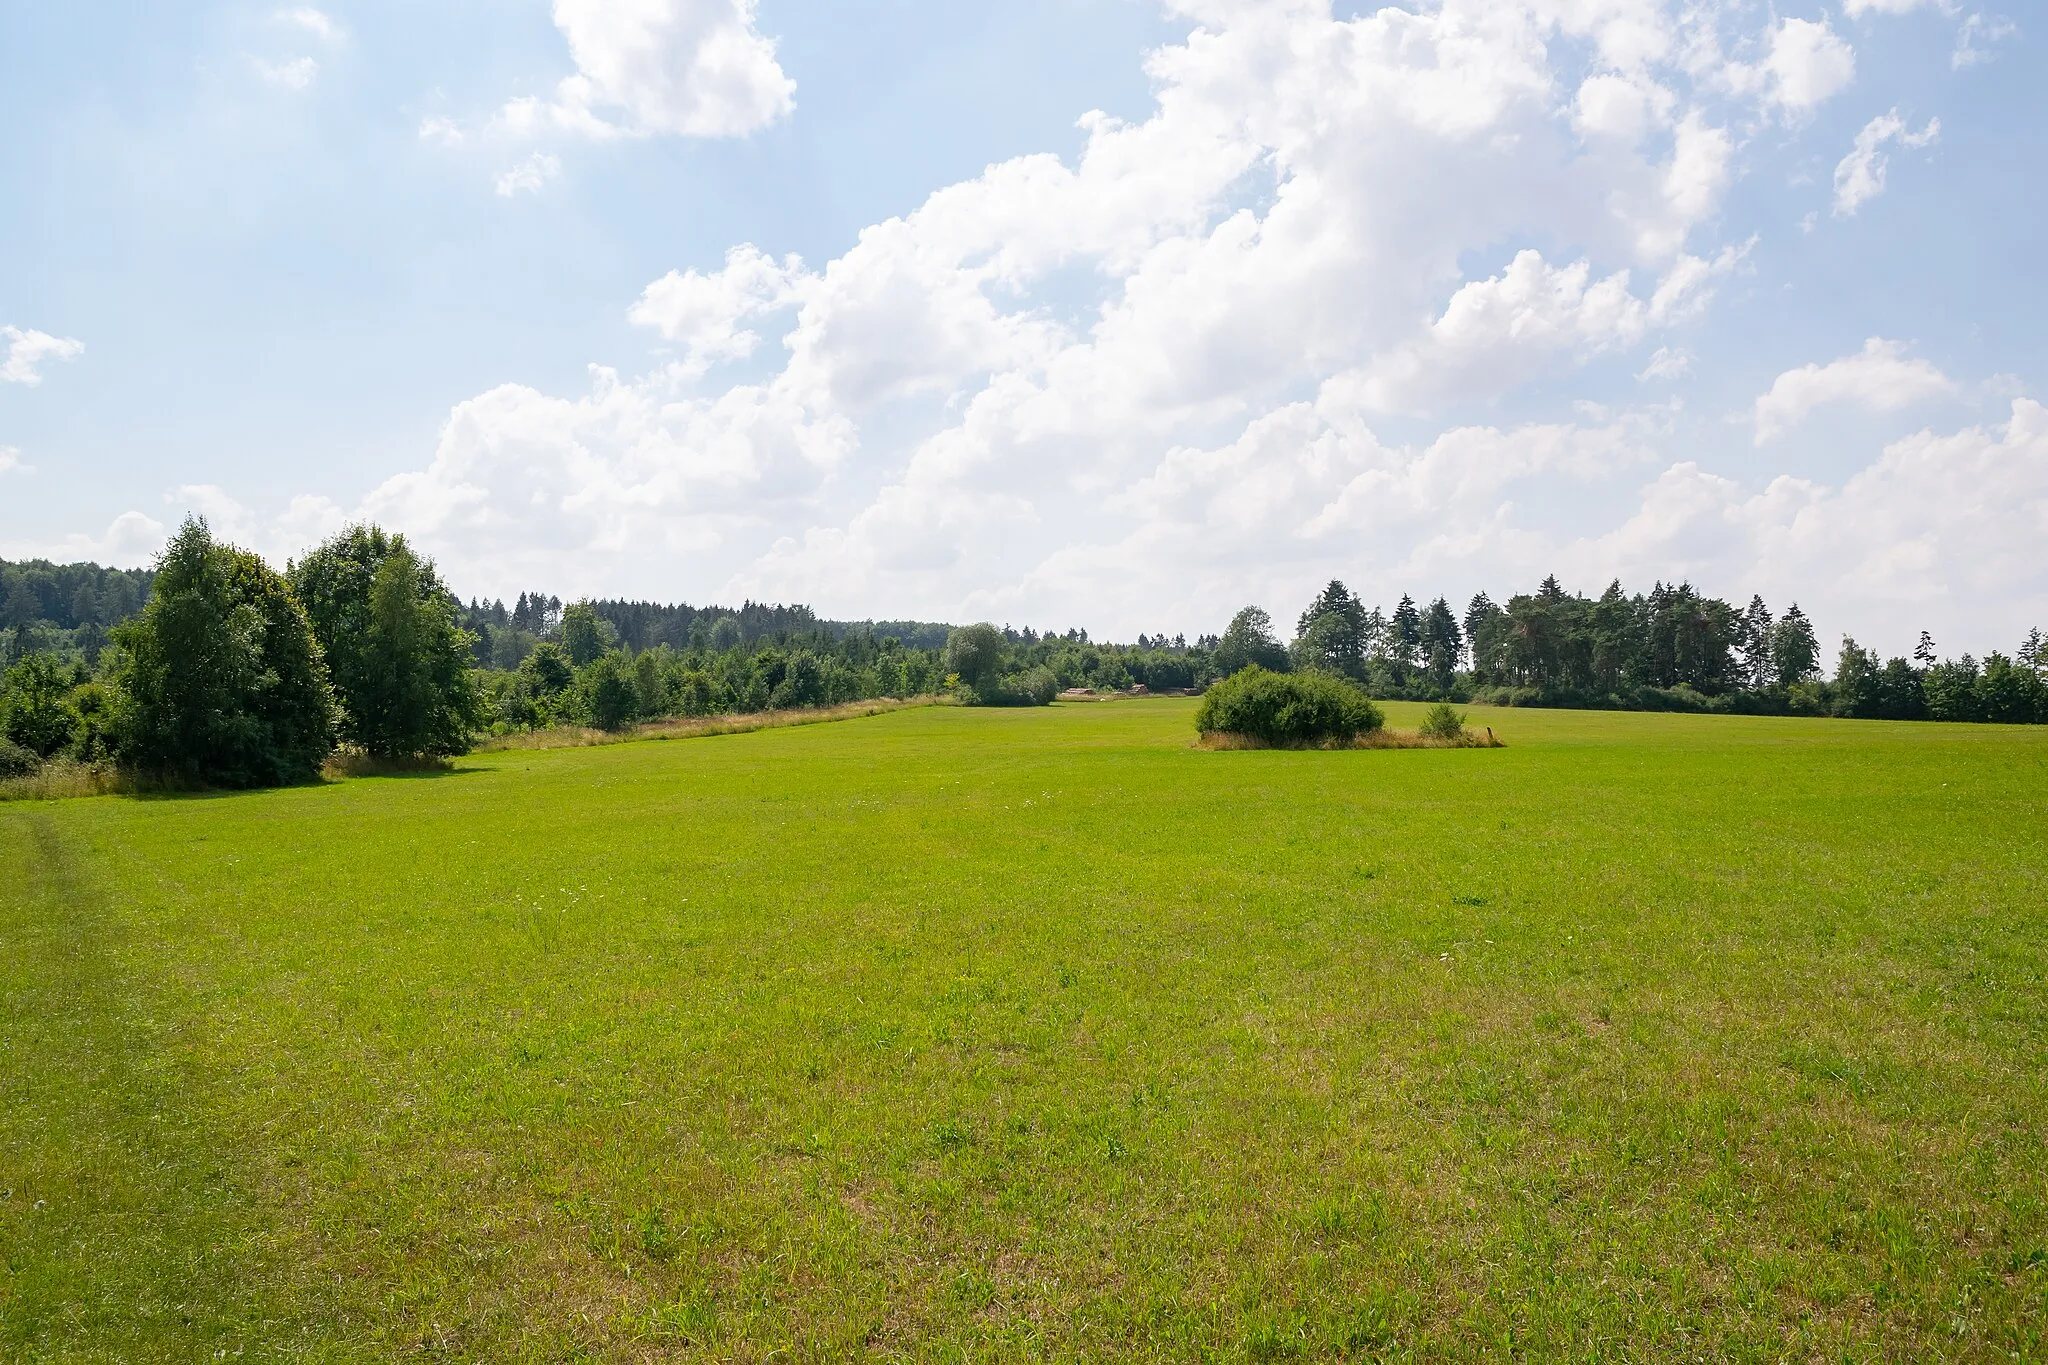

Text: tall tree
xmin=1772 ymin=605 xmax=1820 ymax=688
xmin=1422 ymin=597 xmax=1461 ymax=689
xmin=1737 ymin=596 xmax=1775 ymax=691
xmin=1293 ymin=582 xmax=1366 ymax=676
xmin=562 ymin=601 xmax=607 ymax=666
xmin=115 ymin=518 xmax=336 ymax=786
xmin=1914 ymin=631 xmax=1938 ymax=668
xmin=1216 ymin=606 xmax=1288 ymax=675
xmin=1389 ymin=595 xmax=1423 ymax=671
xmin=289 ymin=525 xmax=483 ymax=759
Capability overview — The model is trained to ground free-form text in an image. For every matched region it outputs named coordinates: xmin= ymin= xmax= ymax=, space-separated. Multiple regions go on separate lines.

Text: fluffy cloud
xmin=105 ymin=0 xmax=2030 ymax=653
xmin=508 ymin=0 xmax=795 ymax=140
xmin=1571 ymin=400 xmax=2048 ymax=650
xmin=1753 ymin=338 xmax=1955 ymax=443
xmin=1 ymin=326 xmax=85 ymax=385
xmin=1833 ymin=109 xmax=1939 ymax=216
xmin=3 ymin=511 xmax=168 ymax=568
xmin=629 ymin=246 xmax=809 ymax=377
xmin=0 ymin=447 xmax=28 ymax=476
xmin=1344 ymin=247 xmax=1737 ymax=414
xmin=1763 ymin=18 xmax=1858 ymax=112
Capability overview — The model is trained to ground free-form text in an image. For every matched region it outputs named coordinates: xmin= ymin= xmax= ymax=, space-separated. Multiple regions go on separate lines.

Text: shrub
xmin=576 ymin=654 xmax=640 ymax=731
xmin=978 ymin=666 xmax=1057 ymax=707
xmin=0 ymin=737 xmax=40 ymax=779
xmin=1195 ymin=666 xmax=1384 ymax=746
xmin=1419 ymin=702 xmax=1467 ymax=740
xmin=3 ymin=653 xmax=79 ymax=757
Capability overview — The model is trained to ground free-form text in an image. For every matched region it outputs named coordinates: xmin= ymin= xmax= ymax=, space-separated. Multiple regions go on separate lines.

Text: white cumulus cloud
xmin=1753 ymin=337 xmax=1956 ymax=443
xmin=1833 ymin=109 xmax=1940 ymax=216
xmin=111 ymin=0 xmax=2039 ymax=654
xmin=1 ymin=326 xmax=85 ymax=385
xmin=1764 ymin=18 xmax=1858 ymax=112
xmin=508 ymin=0 xmax=795 ymax=140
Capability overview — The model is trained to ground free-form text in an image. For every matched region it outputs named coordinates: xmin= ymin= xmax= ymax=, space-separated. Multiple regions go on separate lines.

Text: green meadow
xmin=4 ymin=699 xmax=2045 ymax=1361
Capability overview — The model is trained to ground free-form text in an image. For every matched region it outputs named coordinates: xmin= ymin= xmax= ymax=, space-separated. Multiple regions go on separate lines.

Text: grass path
xmin=3 ymin=700 xmax=2046 ymax=1360
xmin=0 ymin=814 xmax=281 ymax=1358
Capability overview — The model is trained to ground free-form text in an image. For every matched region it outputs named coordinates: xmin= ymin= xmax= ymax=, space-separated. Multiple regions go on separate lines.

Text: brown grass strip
xmin=1196 ymin=727 xmax=1505 ymax=751
xmin=475 ymin=696 xmax=947 ymax=754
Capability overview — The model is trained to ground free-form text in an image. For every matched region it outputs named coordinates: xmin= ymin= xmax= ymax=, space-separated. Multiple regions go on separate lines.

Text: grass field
xmin=3 ymin=699 xmax=2045 ymax=1361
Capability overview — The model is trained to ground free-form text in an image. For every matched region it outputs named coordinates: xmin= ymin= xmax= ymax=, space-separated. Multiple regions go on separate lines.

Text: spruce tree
xmin=1772 ymin=606 xmax=1820 ymax=688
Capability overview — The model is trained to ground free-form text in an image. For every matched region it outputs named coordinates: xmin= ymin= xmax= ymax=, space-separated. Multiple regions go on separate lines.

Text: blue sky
xmin=1 ymin=0 xmax=2041 ymax=655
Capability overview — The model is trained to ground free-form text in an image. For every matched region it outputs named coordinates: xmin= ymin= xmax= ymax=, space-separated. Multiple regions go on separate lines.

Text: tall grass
xmin=476 ymin=695 xmax=946 ymax=753
xmin=0 ymin=760 xmax=134 ymax=802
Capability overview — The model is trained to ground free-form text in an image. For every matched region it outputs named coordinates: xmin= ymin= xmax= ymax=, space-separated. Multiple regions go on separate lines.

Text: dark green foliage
xmin=576 ymin=654 xmax=640 ymax=731
xmin=1772 ymin=605 xmax=1820 ymax=687
xmin=1216 ymin=606 xmax=1289 ymax=675
xmin=0 ymin=557 xmax=153 ymax=630
xmin=0 ymin=736 xmax=39 ymax=777
xmin=945 ymin=624 xmax=1005 ymax=692
xmin=114 ymin=518 xmax=336 ymax=787
xmin=1421 ymin=597 xmax=1461 ymax=688
xmin=561 ymin=602 xmax=608 ymax=666
xmin=289 ymin=528 xmax=483 ymax=759
xmin=1293 ymin=582 xmax=1366 ymax=677
xmin=1195 ymin=666 xmax=1383 ymax=745
xmin=1418 ymin=702 xmax=1467 ymax=740
xmin=521 ymin=642 xmax=574 ymax=697
xmin=977 ymin=666 xmax=1058 ymax=707
xmin=2 ymin=653 xmax=79 ymax=757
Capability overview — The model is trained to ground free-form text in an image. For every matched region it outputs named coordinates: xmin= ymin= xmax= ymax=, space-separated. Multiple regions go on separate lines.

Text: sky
xmin=1 ymin=0 xmax=2042 ymax=656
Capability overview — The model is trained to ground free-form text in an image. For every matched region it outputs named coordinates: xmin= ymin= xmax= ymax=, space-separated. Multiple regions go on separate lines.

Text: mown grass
xmin=2 ymin=699 xmax=2045 ymax=1361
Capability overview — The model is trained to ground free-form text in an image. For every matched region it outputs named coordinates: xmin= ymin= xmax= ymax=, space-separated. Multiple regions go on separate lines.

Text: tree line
xmin=1244 ymin=575 xmax=2046 ymax=723
xmin=5 ymin=535 xmax=2044 ymax=786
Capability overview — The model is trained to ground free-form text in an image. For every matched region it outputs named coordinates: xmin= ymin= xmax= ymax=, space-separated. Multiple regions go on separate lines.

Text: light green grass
xmin=3 ymin=700 xmax=2045 ymax=1361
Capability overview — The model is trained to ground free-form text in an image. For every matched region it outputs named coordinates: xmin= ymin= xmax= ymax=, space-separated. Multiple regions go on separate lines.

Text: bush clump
xmin=0 ymin=738 xmax=41 ymax=779
xmin=1195 ymin=666 xmax=1384 ymax=746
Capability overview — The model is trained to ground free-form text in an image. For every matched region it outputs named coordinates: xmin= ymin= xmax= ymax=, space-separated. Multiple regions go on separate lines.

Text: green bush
xmin=978 ymin=666 xmax=1057 ymax=707
xmin=3 ymin=653 xmax=79 ymax=757
xmin=0 ymin=736 xmax=40 ymax=778
xmin=1419 ymin=702 xmax=1467 ymax=740
xmin=1195 ymin=666 xmax=1383 ymax=745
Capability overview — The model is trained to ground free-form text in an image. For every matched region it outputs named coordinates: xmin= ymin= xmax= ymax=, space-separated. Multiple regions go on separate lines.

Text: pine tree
xmin=1390 ymin=595 xmax=1422 ymax=670
xmin=1738 ymin=596 xmax=1775 ymax=691
xmin=1914 ymin=631 xmax=1937 ymax=668
xmin=1293 ymin=582 xmax=1366 ymax=676
xmin=1772 ymin=605 xmax=1820 ymax=688
xmin=1422 ymin=597 xmax=1461 ymax=688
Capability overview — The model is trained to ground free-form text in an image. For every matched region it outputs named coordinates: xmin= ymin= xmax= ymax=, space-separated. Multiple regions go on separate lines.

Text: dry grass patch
xmin=476 ymin=696 xmax=946 ymax=753
xmin=0 ymin=760 xmax=135 ymax=802
xmin=1196 ymin=727 xmax=1504 ymax=751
